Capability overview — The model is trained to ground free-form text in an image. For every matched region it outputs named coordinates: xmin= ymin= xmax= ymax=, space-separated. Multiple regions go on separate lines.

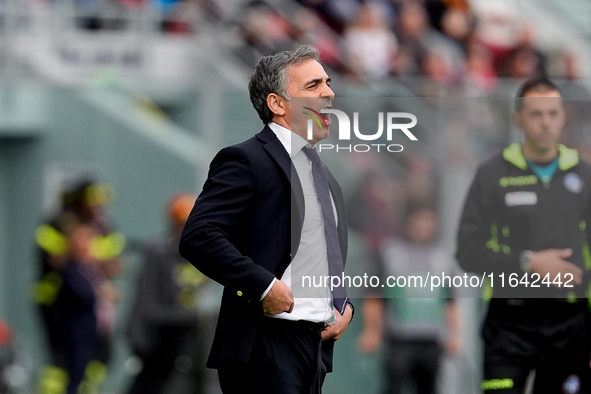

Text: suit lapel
xmin=258 ymin=127 xmax=305 ymax=263
xmin=259 ymin=126 xmax=290 ymax=181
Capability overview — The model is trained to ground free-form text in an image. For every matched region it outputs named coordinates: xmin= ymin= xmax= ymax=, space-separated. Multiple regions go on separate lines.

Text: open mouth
xmin=321 ymin=106 xmax=332 ymax=126
xmin=303 ymin=106 xmax=330 ymax=129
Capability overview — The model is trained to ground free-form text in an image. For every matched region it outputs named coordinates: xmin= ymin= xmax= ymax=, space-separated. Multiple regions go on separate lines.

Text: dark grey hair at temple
xmin=248 ymin=45 xmax=320 ymax=124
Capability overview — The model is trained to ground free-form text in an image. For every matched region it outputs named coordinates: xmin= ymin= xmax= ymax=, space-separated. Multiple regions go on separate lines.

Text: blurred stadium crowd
xmin=2 ymin=0 xmax=588 ymax=94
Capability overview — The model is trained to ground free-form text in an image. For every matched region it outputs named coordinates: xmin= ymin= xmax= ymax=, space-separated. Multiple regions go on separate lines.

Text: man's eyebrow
xmin=304 ymin=77 xmax=330 ymax=86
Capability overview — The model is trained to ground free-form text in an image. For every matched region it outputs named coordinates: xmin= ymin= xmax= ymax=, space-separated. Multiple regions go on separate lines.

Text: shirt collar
xmin=267 ymin=122 xmax=310 ymax=157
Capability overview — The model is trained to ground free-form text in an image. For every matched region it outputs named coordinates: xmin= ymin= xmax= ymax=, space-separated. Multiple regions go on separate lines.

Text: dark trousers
xmin=482 ymin=300 xmax=591 ymax=394
xmin=127 ymin=325 xmax=198 ymax=394
xmin=383 ymin=338 xmax=441 ymax=394
xmin=218 ymin=317 xmax=325 ymax=394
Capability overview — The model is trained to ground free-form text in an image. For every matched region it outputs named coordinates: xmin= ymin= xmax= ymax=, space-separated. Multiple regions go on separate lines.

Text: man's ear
xmin=267 ymin=93 xmax=286 ymax=117
xmin=557 ymin=106 xmax=566 ymax=130
xmin=512 ymin=111 xmax=521 ymax=128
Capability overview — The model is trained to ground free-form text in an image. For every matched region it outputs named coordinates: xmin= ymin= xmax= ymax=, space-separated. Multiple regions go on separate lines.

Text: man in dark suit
xmin=179 ymin=44 xmax=353 ymax=393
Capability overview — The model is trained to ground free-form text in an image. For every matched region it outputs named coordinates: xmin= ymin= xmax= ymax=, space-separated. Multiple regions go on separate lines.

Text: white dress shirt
xmin=265 ymin=121 xmax=336 ymax=324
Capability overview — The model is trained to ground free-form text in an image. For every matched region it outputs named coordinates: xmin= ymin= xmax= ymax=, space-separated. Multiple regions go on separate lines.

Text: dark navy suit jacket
xmin=179 ymin=126 xmax=348 ymax=371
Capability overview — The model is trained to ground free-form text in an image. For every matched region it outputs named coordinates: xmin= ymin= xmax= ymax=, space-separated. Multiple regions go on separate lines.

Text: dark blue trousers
xmin=218 ymin=317 xmax=325 ymax=394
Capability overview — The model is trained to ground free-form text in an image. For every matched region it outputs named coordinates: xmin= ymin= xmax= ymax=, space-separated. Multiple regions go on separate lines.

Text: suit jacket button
xmin=237 ymin=291 xmax=243 ymax=296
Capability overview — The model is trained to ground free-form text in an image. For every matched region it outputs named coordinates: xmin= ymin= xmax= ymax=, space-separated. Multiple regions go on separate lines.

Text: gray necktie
xmin=302 ymin=147 xmax=348 ymax=314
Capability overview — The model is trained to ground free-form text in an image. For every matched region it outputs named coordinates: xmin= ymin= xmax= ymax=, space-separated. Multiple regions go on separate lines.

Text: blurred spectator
xmin=470 ymin=0 xmax=523 ymax=70
xmin=392 ymin=1 xmax=429 ymax=76
xmin=498 ymin=25 xmax=546 ymax=80
xmin=153 ymin=0 xmax=219 ymax=34
xmin=343 ymin=2 xmax=398 ymax=81
xmin=33 ymin=178 xmax=124 ymax=394
xmin=59 ymin=223 xmax=105 ymax=394
xmin=463 ymin=37 xmax=497 ymax=94
xmin=126 ymin=192 xmax=211 ymax=394
xmin=550 ymin=50 xmax=591 ymax=162
xmin=418 ymin=49 xmax=454 ymax=95
xmin=439 ymin=6 xmax=473 ymax=47
xmin=500 ymin=46 xmax=542 ymax=80
xmin=36 ymin=221 xmax=109 ymax=394
xmin=234 ymin=2 xmax=295 ymax=67
xmin=552 ymin=50 xmax=591 ymax=97
xmin=348 ymin=171 xmax=404 ymax=257
xmin=291 ymin=7 xmax=343 ymax=72
xmin=0 ymin=318 xmax=16 ymax=394
xmin=295 ymin=0 xmax=361 ymax=34
xmin=393 ymin=1 xmax=464 ymax=82
xmin=152 ymin=0 xmax=188 ymax=33
xmin=424 ymin=0 xmax=449 ymax=32
xmin=405 ymin=155 xmax=435 ymax=201
xmin=357 ymin=203 xmax=461 ymax=394
xmin=0 ymin=317 xmax=28 ymax=393
xmin=152 ymin=0 xmax=182 ymax=15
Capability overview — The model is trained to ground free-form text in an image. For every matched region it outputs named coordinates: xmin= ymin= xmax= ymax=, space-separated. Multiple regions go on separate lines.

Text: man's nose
xmin=322 ymin=84 xmax=335 ymax=99
xmin=541 ymin=113 xmax=552 ymax=128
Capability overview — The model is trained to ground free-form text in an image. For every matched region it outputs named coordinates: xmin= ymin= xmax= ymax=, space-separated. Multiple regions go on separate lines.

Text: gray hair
xmin=248 ymin=45 xmax=320 ymax=124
